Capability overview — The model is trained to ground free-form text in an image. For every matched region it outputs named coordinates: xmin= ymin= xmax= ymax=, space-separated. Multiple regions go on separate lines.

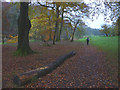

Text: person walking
xmin=86 ymin=37 xmax=89 ymax=45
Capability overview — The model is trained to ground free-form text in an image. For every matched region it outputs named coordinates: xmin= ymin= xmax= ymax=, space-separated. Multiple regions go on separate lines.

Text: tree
xmin=37 ymin=2 xmax=88 ymax=44
xmin=100 ymin=24 xmax=110 ymax=37
xmin=70 ymin=20 xmax=79 ymax=42
xmin=36 ymin=2 xmax=59 ymax=44
xmin=2 ymin=2 xmax=11 ymax=44
xmin=60 ymin=22 xmax=73 ymax=40
xmin=85 ymin=1 xmax=119 ymax=36
xmin=59 ymin=2 xmax=88 ymax=41
xmin=53 ymin=3 xmax=60 ymax=44
xmin=59 ymin=6 xmax=64 ymax=41
xmin=116 ymin=16 xmax=120 ymax=36
xmin=109 ymin=22 xmax=118 ymax=36
xmin=103 ymin=2 xmax=120 ymax=36
xmin=64 ymin=6 xmax=86 ymax=41
xmin=74 ymin=26 xmax=86 ymax=39
xmin=15 ymin=2 xmax=33 ymax=56
xmin=63 ymin=2 xmax=88 ymax=42
xmin=30 ymin=8 xmax=55 ymax=42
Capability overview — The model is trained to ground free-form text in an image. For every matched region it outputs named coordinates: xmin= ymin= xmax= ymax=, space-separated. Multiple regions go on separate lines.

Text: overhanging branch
xmin=37 ymin=2 xmax=55 ymax=10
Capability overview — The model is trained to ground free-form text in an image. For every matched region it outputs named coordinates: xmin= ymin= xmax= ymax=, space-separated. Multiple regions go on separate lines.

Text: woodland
xmin=2 ymin=1 xmax=120 ymax=88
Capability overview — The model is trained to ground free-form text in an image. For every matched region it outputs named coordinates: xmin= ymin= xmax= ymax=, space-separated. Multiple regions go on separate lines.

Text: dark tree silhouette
xmin=15 ymin=2 xmax=33 ymax=56
xmin=70 ymin=20 xmax=79 ymax=42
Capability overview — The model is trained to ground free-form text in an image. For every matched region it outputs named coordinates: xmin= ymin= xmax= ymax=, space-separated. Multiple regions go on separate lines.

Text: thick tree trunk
xmin=59 ymin=10 xmax=64 ymax=41
xmin=53 ymin=5 xmax=60 ymax=44
xmin=55 ymin=5 xmax=60 ymax=41
xmin=13 ymin=51 xmax=76 ymax=86
xmin=2 ymin=34 xmax=4 ymax=44
xmin=16 ymin=2 xmax=33 ymax=56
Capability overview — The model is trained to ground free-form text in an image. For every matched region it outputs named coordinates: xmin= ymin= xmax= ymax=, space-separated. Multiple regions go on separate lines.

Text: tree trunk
xmin=59 ymin=9 xmax=64 ymax=41
xmin=71 ymin=27 xmax=76 ymax=42
xmin=53 ymin=30 xmax=56 ymax=45
xmin=2 ymin=33 xmax=4 ymax=44
xmin=70 ymin=20 xmax=79 ymax=42
xmin=118 ymin=2 xmax=120 ymax=36
xmin=53 ymin=5 xmax=60 ymax=44
xmin=106 ymin=34 xmax=108 ymax=37
xmin=16 ymin=2 xmax=33 ymax=56
xmin=13 ymin=51 xmax=76 ymax=86
xmin=48 ymin=16 xmax=52 ymax=41
xmin=118 ymin=16 xmax=120 ymax=36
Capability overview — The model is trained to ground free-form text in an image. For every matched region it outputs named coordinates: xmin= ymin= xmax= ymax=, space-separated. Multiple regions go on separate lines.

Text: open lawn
xmin=77 ymin=36 xmax=118 ymax=55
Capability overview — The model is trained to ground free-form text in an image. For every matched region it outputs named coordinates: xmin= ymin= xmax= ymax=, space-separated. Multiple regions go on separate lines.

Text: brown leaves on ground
xmin=2 ymin=41 xmax=118 ymax=88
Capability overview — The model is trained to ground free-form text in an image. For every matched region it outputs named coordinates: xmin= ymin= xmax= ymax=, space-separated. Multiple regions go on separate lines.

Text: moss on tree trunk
xmin=15 ymin=2 xmax=33 ymax=56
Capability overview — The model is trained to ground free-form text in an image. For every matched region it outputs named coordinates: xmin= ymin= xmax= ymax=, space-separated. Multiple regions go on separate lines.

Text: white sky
xmin=83 ymin=0 xmax=113 ymax=29
xmin=84 ymin=14 xmax=105 ymax=29
xmin=83 ymin=13 xmax=113 ymax=29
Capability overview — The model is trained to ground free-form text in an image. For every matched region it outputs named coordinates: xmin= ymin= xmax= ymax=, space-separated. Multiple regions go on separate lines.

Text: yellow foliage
xmin=44 ymin=33 xmax=50 ymax=41
xmin=7 ymin=39 xmax=18 ymax=44
xmin=51 ymin=31 xmax=55 ymax=40
xmin=31 ymin=14 xmax=55 ymax=41
xmin=9 ymin=35 xmax=13 ymax=38
xmin=29 ymin=33 xmax=33 ymax=37
xmin=30 ymin=7 xmax=58 ymax=41
xmin=6 ymin=35 xmax=18 ymax=44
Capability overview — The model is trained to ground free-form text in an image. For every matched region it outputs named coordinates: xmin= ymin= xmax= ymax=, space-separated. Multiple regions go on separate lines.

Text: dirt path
xmin=2 ymin=41 xmax=118 ymax=88
xmin=25 ymin=41 xmax=118 ymax=88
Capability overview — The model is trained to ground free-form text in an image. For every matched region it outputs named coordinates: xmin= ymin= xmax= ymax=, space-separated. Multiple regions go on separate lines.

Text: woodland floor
xmin=2 ymin=41 xmax=118 ymax=88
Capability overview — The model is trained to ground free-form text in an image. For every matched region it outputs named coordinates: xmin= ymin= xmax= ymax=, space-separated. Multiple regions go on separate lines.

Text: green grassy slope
xmin=77 ymin=36 xmax=118 ymax=55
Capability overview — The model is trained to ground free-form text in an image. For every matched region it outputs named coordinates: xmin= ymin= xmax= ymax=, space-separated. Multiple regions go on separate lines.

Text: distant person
xmin=86 ymin=37 xmax=89 ymax=45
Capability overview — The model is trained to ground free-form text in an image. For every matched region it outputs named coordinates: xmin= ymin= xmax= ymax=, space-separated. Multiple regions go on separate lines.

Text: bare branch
xmin=37 ymin=2 xmax=55 ymax=10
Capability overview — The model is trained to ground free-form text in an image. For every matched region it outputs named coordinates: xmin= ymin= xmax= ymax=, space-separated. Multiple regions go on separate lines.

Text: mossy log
xmin=13 ymin=51 xmax=76 ymax=86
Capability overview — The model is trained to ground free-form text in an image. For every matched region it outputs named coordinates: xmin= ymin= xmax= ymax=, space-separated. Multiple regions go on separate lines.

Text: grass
xmin=1 ymin=39 xmax=41 ymax=45
xmin=0 ymin=42 xmax=7 ymax=45
xmin=29 ymin=39 xmax=41 ymax=42
xmin=77 ymin=36 xmax=118 ymax=55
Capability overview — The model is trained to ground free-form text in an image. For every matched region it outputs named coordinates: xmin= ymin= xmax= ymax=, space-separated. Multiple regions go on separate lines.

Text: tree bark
xmin=59 ymin=9 xmax=64 ymax=41
xmin=117 ymin=16 xmax=120 ymax=36
xmin=13 ymin=51 xmax=76 ymax=86
xmin=2 ymin=33 xmax=4 ymax=44
xmin=48 ymin=16 xmax=52 ymax=41
xmin=53 ymin=5 xmax=60 ymax=44
xmin=53 ymin=30 xmax=56 ymax=45
xmin=16 ymin=2 xmax=33 ymax=56
xmin=71 ymin=20 xmax=79 ymax=42
xmin=118 ymin=2 xmax=120 ymax=36
xmin=106 ymin=34 xmax=108 ymax=37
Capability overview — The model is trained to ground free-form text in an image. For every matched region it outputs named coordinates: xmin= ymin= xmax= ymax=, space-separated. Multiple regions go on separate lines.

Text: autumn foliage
xmin=30 ymin=13 xmax=55 ymax=41
xmin=6 ymin=35 xmax=18 ymax=43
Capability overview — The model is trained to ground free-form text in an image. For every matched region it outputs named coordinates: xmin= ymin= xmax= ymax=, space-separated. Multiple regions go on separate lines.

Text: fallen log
xmin=13 ymin=50 xmax=76 ymax=86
